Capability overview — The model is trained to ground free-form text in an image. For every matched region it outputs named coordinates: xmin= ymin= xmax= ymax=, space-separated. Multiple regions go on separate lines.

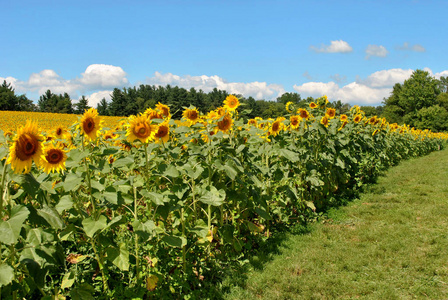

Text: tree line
xmin=1 ymin=69 xmax=447 ymax=131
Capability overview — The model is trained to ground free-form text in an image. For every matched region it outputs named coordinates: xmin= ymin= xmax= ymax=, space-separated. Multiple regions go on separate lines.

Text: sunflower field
xmin=0 ymin=96 xmax=447 ymax=299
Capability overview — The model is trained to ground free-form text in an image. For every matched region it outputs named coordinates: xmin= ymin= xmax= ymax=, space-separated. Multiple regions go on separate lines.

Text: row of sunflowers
xmin=0 ymin=95 xmax=446 ymax=299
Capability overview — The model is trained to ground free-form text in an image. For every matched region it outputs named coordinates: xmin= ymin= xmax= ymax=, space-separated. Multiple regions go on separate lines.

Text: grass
xmin=223 ymin=148 xmax=448 ymax=299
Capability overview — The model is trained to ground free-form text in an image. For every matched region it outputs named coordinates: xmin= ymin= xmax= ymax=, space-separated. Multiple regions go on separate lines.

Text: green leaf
xmin=103 ymin=191 xmax=118 ymax=205
xmin=0 ymin=263 xmax=14 ymax=287
xmin=0 ymin=205 xmax=29 ymax=245
xmin=62 ymin=173 xmax=82 ymax=191
xmin=15 ymin=173 xmax=40 ymax=197
xmin=37 ymin=205 xmax=65 ymax=230
xmin=279 ymin=148 xmax=299 ymax=162
xmin=59 ymin=224 xmax=76 ymax=241
xmin=305 ymin=201 xmax=316 ymax=212
xmin=70 ymin=284 xmax=95 ymax=300
xmin=61 ymin=270 xmax=76 ymax=289
xmin=90 ymin=180 xmax=105 ymax=192
xmin=223 ymin=162 xmax=238 ymax=180
xmin=162 ymin=235 xmax=187 ymax=248
xmin=82 ymin=215 xmax=107 ymax=238
xmin=255 ymin=207 xmax=272 ymax=220
xmin=199 ymin=185 xmax=226 ymax=206
xmin=26 ymin=228 xmax=43 ymax=246
xmin=106 ymin=243 xmax=129 ymax=271
xmin=56 ymin=195 xmax=73 ymax=214
xmin=113 ymin=156 xmax=134 ymax=168
xmin=164 ymin=165 xmax=180 ymax=178
xmin=141 ymin=191 xmax=165 ymax=206
xmin=189 ymin=220 xmax=208 ymax=238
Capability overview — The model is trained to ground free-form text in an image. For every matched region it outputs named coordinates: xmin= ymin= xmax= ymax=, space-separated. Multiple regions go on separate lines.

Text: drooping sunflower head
xmin=80 ymin=108 xmax=102 ymax=141
xmin=353 ymin=114 xmax=362 ymax=124
xmin=216 ymin=113 xmax=233 ymax=133
xmin=290 ymin=115 xmax=301 ymax=130
xmin=285 ymin=101 xmax=294 ymax=113
xmin=40 ymin=143 xmax=67 ymax=174
xmin=320 ymin=115 xmax=330 ymax=128
xmin=155 ymin=102 xmax=171 ymax=119
xmin=54 ymin=126 xmax=69 ymax=140
xmin=338 ymin=121 xmax=348 ymax=131
xmin=7 ymin=120 xmax=44 ymax=174
xmin=201 ymin=128 xmax=217 ymax=143
xmin=326 ymin=108 xmax=336 ymax=119
xmin=154 ymin=122 xmax=170 ymax=144
xmin=297 ymin=108 xmax=310 ymax=120
xmin=224 ymin=95 xmax=240 ymax=111
xmin=309 ymin=102 xmax=318 ymax=109
xmin=126 ymin=114 xmax=157 ymax=143
xmin=372 ymin=129 xmax=380 ymax=136
xmin=182 ymin=108 xmax=201 ymax=125
xmin=340 ymin=114 xmax=348 ymax=122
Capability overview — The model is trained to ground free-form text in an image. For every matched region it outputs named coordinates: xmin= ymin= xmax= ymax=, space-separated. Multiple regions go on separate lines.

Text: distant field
xmin=0 ymin=111 xmax=125 ymax=133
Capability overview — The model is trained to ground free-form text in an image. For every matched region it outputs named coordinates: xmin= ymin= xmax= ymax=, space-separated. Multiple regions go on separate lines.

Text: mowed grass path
xmin=225 ymin=148 xmax=448 ymax=299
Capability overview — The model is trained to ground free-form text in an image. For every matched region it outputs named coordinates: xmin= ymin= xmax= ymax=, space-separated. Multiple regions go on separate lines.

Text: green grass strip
xmin=224 ymin=148 xmax=448 ymax=299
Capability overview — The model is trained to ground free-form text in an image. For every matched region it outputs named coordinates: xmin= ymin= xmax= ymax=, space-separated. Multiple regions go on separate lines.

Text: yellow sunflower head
xmin=247 ymin=118 xmax=258 ymax=127
xmin=216 ymin=113 xmax=233 ymax=133
xmin=80 ymin=108 xmax=102 ymax=141
xmin=340 ymin=114 xmax=348 ymax=122
xmin=201 ymin=128 xmax=217 ymax=143
xmin=269 ymin=118 xmax=284 ymax=136
xmin=182 ymin=107 xmax=201 ymax=125
xmin=54 ymin=126 xmax=69 ymax=140
xmin=285 ymin=101 xmax=294 ymax=113
xmin=309 ymin=102 xmax=318 ymax=109
xmin=297 ymin=108 xmax=310 ymax=120
xmin=155 ymin=102 xmax=171 ymax=119
xmin=369 ymin=116 xmax=377 ymax=125
xmin=40 ymin=143 xmax=67 ymax=174
xmin=126 ymin=114 xmax=157 ymax=143
xmin=320 ymin=115 xmax=330 ymax=128
xmin=326 ymin=108 xmax=336 ymax=119
xmin=223 ymin=95 xmax=240 ymax=111
xmin=290 ymin=115 xmax=301 ymax=130
xmin=154 ymin=122 xmax=170 ymax=144
xmin=353 ymin=114 xmax=362 ymax=124
xmin=7 ymin=120 xmax=44 ymax=174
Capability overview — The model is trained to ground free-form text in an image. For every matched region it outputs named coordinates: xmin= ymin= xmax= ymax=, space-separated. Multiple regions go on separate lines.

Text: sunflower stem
xmin=0 ymin=158 xmax=8 ymax=219
xmin=133 ymin=186 xmax=140 ymax=284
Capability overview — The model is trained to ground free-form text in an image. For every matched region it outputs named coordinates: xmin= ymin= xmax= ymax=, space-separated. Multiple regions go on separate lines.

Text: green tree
xmin=38 ymin=90 xmax=73 ymax=114
xmin=75 ymin=95 xmax=91 ymax=114
xmin=0 ymin=80 xmax=34 ymax=111
xmin=415 ymin=105 xmax=448 ymax=132
xmin=96 ymin=98 xmax=109 ymax=116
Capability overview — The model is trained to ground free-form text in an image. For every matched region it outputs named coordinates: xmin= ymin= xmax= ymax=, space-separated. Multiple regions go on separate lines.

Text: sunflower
xmin=338 ymin=121 xmax=348 ymax=131
xmin=223 ymin=95 xmax=240 ymax=111
xmin=154 ymin=122 xmax=170 ymax=144
xmin=144 ymin=108 xmax=164 ymax=121
xmin=285 ymin=101 xmax=294 ymax=113
xmin=290 ymin=115 xmax=301 ymax=130
xmin=320 ymin=115 xmax=329 ymax=127
xmin=216 ymin=113 xmax=233 ymax=133
xmin=40 ymin=143 xmax=67 ymax=174
xmin=340 ymin=114 xmax=348 ymax=122
xmin=182 ymin=108 xmax=201 ymax=125
xmin=155 ymin=102 xmax=171 ymax=119
xmin=326 ymin=108 xmax=336 ymax=119
xmin=372 ymin=129 xmax=380 ymax=136
xmin=353 ymin=114 xmax=362 ymax=124
xmin=247 ymin=118 xmax=258 ymax=127
xmin=309 ymin=102 xmax=318 ymax=109
xmin=54 ymin=126 xmax=69 ymax=140
xmin=7 ymin=120 xmax=44 ymax=174
xmin=80 ymin=108 xmax=102 ymax=141
xmin=201 ymin=129 xmax=217 ymax=143
xmin=269 ymin=118 xmax=284 ymax=136
xmin=126 ymin=114 xmax=157 ymax=143
xmin=297 ymin=108 xmax=310 ymax=120
xmin=369 ymin=116 xmax=377 ymax=125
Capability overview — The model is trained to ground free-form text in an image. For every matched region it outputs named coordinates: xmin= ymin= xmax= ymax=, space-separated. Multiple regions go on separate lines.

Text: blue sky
xmin=1 ymin=0 xmax=447 ymax=107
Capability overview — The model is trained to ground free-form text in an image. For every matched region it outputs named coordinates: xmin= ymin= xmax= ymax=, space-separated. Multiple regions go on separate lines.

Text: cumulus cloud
xmin=77 ymin=64 xmax=128 ymax=88
xmin=310 ymin=40 xmax=353 ymax=53
xmin=146 ymin=72 xmax=285 ymax=100
xmin=293 ymin=68 xmax=448 ymax=105
xmin=81 ymin=90 xmax=113 ymax=107
xmin=365 ymin=45 xmax=389 ymax=59
xmin=397 ymin=42 xmax=426 ymax=52
xmin=0 ymin=64 xmax=128 ymax=101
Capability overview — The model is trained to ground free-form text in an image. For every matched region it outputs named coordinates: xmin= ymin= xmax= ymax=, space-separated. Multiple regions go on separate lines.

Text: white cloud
xmin=82 ymin=90 xmax=113 ymax=108
xmin=358 ymin=68 xmax=414 ymax=87
xmin=365 ymin=45 xmax=388 ymax=59
xmin=293 ymin=68 xmax=448 ymax=106
xmin=77 ymin=64 xmax=128 ymax=88
xmin=397 ymin=42 xmax=426 ymax=52
xmin=0 ymin=76 xmax=18 ymax=88
xmin=146 ymin=72 xmax=285 ymax=100
xmin=330 ymin=73 xmax=347 ymax=84
xmin=310 ymin=40 xmax=353 ymax=53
